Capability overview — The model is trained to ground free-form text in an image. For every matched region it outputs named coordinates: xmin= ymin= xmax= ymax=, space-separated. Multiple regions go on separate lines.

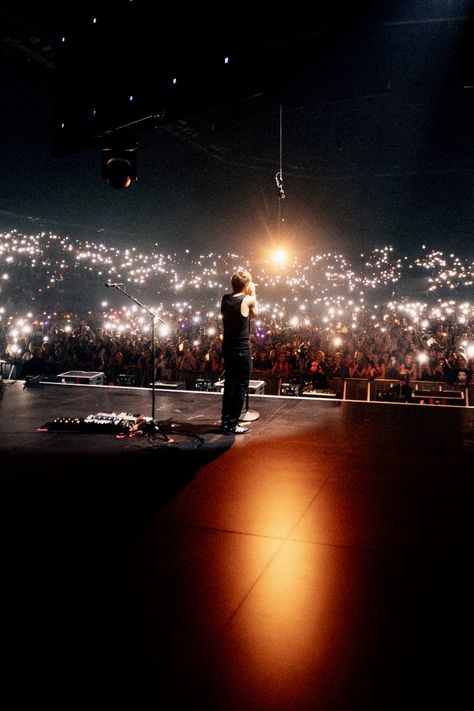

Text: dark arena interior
xmin=1 ymin=2 xmax=474 ymax=710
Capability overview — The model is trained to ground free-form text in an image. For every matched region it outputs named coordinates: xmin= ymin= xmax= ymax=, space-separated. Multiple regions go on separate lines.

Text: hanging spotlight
xmin=101 ymin=141 xmax=138 ymax=189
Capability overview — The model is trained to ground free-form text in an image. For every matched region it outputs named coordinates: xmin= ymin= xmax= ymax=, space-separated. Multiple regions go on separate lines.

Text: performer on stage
xmin=220 ymin=269 xmax=258 ymax=434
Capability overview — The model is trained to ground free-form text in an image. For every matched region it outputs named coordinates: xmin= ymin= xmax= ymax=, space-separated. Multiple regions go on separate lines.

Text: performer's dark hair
xmin=231 ymin=269 xmax=251 ymax=292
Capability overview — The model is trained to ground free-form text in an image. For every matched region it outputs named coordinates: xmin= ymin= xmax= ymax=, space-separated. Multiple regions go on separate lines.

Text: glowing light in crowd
xmin=1 ymin=229 xmax=474 ymax=369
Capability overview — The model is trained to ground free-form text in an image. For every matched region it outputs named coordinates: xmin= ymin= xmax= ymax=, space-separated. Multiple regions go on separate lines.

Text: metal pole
xmin=239 ymin=318 xmax=260 ymax=422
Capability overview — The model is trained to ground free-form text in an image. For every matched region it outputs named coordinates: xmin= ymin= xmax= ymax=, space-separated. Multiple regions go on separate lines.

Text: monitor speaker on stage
xmin=195 ymin=379 xmax=214 ymax=391
xmin=57 ymin=371 xmax=105 ymax=385
xmin=214 ymin=379 xmax=265 ymax=395
xmin=154 ymin=381 xmax=186 ymax=390
xmin=117 ymin=374 xmax=135 ymax=386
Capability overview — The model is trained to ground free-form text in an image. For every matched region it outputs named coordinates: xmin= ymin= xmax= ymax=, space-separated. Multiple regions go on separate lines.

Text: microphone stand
xmin=106 ymin=284 xmax=169 ymax=439
xmin=239 ymin=316 xmax=260 ymax=423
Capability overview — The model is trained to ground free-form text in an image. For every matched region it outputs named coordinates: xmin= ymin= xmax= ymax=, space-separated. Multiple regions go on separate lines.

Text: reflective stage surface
xmin=1 ymin=382 xmax=472 ymax=710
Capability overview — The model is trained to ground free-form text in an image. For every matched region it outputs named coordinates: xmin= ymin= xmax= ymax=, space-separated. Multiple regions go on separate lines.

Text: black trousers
xmin=221 ymin=347 xmax=251 ymax=428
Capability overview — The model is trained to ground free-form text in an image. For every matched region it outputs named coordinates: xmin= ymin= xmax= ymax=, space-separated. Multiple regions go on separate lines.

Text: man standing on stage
xmin=220 ymin=269 xmax=258 ymax=434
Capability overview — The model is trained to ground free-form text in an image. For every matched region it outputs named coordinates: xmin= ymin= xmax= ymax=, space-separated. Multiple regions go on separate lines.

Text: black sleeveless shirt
xmin=221 ymin=293 xmax=249 ymax=350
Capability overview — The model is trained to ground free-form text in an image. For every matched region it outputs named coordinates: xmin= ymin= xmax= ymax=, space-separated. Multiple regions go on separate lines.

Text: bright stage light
xmin=272 ymin=248 xmax=287 ymax=266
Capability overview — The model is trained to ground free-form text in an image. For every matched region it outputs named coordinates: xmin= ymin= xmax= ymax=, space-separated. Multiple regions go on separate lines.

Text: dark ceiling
xmin=2 ymin=1 xmax=474 ymax=181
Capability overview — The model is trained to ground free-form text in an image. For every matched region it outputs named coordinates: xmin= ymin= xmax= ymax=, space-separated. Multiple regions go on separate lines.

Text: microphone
xmin=105 ymin=282 xmax=124 ymax=288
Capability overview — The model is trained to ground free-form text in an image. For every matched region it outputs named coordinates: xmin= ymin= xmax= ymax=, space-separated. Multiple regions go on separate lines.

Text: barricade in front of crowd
xmin=0 ymin=360 xmax=17 ymax=381
xmin=409 ymin=380 xmax=466 ymax=406
xmin=102 ymin=367 xmax=473 ymax=407
xmin=370 ymin=378 xmax=404 ymax=402
xmin=329 ymin=377 xmax=344 ymax=399
xmin=468 ymin=383 xmax=474 ymax=407
xmin=257 ymin=373 xmax=280 ymax=395
xmin=371 ymin=378 xmax=467 ymax=406
xmin=343 ymin=378 xmax=370 ymax=401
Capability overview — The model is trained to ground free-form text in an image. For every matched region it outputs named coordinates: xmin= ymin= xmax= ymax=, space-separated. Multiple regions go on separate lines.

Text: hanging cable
xmin=274 ymin=103 xmax=285 ymax=238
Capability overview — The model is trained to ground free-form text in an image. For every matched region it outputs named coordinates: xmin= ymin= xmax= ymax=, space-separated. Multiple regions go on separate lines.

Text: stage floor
xmin=1 ymin=381 xmax=473 ymax=710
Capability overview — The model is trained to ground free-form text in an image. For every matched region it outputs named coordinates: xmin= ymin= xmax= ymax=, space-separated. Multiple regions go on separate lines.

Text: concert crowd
xmin=1 ymin=229 xmax=473 ymax=392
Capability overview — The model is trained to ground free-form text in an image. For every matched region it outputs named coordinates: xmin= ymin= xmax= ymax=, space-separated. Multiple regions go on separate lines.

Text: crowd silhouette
xmin=2 ymin=307 xmax=472 ymax=394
